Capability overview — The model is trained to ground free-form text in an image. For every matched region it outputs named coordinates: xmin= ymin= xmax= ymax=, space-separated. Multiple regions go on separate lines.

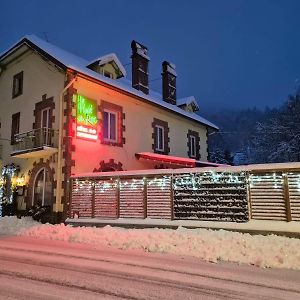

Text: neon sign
xmin=76 ymin=95 xmax=98 ymax=140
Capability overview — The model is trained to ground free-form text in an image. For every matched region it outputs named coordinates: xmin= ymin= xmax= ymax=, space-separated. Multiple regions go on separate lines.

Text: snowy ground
xmin=0 ymin=216 xmax=300 ymax=270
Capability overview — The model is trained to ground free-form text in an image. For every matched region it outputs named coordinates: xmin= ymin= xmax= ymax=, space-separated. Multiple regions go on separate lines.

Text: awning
xmin=135 ymin=152 xmax=196 ymax=167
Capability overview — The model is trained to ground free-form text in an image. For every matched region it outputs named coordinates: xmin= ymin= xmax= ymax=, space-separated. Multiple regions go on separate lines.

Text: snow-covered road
xmin=0 ymin=236 xmax=299 ymax=300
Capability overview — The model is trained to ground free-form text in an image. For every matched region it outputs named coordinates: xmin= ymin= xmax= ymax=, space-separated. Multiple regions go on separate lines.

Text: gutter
xmin=55 ymin=74 xmax=77 ymax=213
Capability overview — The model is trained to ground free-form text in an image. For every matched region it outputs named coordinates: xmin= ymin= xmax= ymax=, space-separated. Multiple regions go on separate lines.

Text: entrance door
xmin=32 ymin=168 xmax=52 ymax=206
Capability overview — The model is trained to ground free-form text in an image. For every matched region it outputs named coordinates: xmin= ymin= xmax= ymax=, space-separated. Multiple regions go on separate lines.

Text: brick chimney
xmin=131 ymin=40 xmax=149 ymax=95
xmin=162 ymin=61 xmax=177 ymax=105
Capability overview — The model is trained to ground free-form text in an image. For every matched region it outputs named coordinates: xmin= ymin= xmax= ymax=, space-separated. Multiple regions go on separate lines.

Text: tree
xmin=252 ymin=89 xmax=300 ymax=163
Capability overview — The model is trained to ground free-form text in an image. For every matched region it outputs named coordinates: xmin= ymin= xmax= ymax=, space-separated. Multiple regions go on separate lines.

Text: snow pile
xmin=0 ymin=216 xmax=39 ymax=236
xmin=1 ymin=217 xmax=299 ymax=270
xmin=5 ymin=219 xmax=297 ymax=270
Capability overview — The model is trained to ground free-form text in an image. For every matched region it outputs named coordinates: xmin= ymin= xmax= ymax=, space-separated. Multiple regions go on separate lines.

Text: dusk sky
xmin=1 ymin=0 xmax=300 ymax=112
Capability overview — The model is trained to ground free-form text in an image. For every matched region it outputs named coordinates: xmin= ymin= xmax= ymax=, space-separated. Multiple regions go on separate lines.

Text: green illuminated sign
xmin=77 ymin=95 xmax=98 ymax=126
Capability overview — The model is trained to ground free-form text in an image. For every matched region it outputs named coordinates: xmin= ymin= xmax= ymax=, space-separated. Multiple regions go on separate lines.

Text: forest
xmin=204 ymin=89 xmax=300 ymax=165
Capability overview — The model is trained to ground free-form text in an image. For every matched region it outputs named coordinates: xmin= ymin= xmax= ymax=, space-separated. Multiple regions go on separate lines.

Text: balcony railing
xmin=12 ymin=128 xmax=59 ymax=154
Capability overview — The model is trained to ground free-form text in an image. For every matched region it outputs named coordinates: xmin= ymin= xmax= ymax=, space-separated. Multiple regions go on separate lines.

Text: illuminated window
xmin=100 ymin=101 xmax=124 ymax=147
xmin=103 ymin=110 xmax=117 ymax=142
xmin=12 ymin=71 xmax=23 ymax=98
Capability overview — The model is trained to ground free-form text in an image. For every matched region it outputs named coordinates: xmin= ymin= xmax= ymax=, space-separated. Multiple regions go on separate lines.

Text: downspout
xmin=55 ymin=74 xmax=77 ymax=215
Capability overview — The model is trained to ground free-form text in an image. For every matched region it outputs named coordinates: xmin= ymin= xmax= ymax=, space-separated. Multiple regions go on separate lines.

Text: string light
xmin=0 ymin=164 xmax=20 ymax=217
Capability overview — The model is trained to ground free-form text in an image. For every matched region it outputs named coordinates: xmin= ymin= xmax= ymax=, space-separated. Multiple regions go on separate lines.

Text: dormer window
xmin=86 ymin=53 xmax=126 ymax=79
xmin=102 ymin=70 xmax=113 ymax=79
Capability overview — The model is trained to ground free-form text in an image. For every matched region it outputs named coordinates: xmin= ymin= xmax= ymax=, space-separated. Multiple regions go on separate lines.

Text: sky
xmin=1 ymin=0 xmax=300 ymax=112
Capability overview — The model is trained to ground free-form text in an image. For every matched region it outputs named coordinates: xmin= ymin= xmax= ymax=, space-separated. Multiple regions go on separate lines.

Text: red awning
xmin=135 ymin=152 xmax=196 ymax=167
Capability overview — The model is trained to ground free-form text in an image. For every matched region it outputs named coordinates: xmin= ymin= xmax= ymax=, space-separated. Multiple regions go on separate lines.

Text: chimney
xmin=162 ymin=61 xmax=177 ymax=105
xmin=131 ymin=40 xmax=149 ymax=95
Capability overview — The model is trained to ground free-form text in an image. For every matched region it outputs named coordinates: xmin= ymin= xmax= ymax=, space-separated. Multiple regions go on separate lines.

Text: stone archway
xmin=93 ymin=159 xmax=123 ymax=172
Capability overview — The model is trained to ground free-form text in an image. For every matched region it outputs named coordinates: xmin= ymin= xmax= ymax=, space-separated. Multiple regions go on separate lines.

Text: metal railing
xmin=12 ymin=128 xmax=58 ymax=153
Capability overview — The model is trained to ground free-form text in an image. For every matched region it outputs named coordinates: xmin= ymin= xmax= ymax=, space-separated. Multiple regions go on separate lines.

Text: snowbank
xmin=1 ymin=217 xmax=299 ymax=270
xmin=0 ymin=216 xmax=38 ymax=236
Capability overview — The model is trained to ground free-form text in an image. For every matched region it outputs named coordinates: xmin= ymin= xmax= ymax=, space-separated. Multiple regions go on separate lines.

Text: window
xmin=152 ymin=118 xmax=170 ymax=155
xmin=12 ymin=71 xmax=23 ymax=98
xmin=103 ymin=110 xmax=117 ymax=142
xmin=11 ymin=112 xmax=20 ymax=144
xmin=41 ymin=107 xmax=51 ymax=128
xmin=32 ymin=167 xmax=52 ymax=206
xmin=102 ymin=70 xmax=113 ymax=79
xmin=100 ymin=101 xmax=125 ymax=147
xmin=187 ymin=130 xmax=200 ymax=159
xmin=189 ymin=135 xmax=196 ymax=158
xmin=155 ymin=125 xmax=164 ymax=151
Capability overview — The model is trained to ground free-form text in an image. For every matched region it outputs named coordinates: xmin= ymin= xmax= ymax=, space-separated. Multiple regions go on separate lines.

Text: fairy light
xmin=0 ymin=164 xmax=20 ymax=217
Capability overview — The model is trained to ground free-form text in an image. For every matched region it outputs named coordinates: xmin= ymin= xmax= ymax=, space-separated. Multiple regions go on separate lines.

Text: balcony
xmin=11 ymin=128 xmax=59 ymax=158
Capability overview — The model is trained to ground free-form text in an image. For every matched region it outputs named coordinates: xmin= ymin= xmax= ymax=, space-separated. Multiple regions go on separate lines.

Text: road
xmin=0 ymin=236 xmax=299 ymax=299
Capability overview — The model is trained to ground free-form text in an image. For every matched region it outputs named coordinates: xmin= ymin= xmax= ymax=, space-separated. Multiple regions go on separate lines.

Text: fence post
xmin=143 ymin=177 xmax=147 ymax=219
xmin=91 ymin=179 xmax=95 ymax=218
xmin=283 ymin=173 xmax=292 ymax=222
xmin=246 ymin=172 xmax=253 ymax=220
xmin=116 ymin=178 xmax=120 ymax=218
xmin=68 ymin=177 xmax=73 ymax=219
xmin=170 ymin=175 xmax=174 ymax=220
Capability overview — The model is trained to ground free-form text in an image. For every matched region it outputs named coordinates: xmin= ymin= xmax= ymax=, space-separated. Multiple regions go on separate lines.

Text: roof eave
xmin=0 ymin=38 xmax=67 ymax=71
xmin=72 ymin=69 xmax=218 ymax=130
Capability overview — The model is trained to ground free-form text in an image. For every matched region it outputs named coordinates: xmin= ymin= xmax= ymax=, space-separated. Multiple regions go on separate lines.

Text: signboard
xmin=76 ymin=95 xmax=98 ymax=140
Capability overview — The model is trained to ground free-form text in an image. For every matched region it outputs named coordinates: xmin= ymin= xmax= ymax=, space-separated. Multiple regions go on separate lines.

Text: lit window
xmin=104 ymin=110 xmax=117 ymax=142
xmin=155 ymin=125 xmax=164 ymax=151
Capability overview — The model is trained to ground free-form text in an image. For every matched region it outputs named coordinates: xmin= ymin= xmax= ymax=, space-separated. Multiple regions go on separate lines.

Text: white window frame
xmin=189 ymin=135 xmax=197 ymax=158
xmin=41 ymin=107 xmax=51 ymax=128
xmin=155 ymin=125 xmax=165 ymax=152
xmin=103 ymin=109 xmax=118 ymax=142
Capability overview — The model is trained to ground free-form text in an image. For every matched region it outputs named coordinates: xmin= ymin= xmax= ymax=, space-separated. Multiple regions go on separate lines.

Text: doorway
xmin=32 ymin=168 xmax=52 ymax=206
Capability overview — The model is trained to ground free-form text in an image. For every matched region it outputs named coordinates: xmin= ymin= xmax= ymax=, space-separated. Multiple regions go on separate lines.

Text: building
xmin=0 ymin=35 xmax=218 ymax=221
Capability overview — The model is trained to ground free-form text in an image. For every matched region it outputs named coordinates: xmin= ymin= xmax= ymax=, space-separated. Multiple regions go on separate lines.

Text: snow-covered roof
xmin=0 ymin=35 xmax=218 ymax=130
xmin=88 ymin=53 xmax=127 ymax=77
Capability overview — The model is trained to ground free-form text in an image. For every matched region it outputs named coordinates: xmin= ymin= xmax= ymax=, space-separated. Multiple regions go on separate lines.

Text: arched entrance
xmin=32 ymin=168 xmax=52 ymax=206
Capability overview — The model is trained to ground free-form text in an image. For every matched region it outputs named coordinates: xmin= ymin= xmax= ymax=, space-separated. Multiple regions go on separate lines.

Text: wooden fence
xmin=249 ymin=171 xmax=300 ymax=221
xmin=70 ymin=163 xmax=300 ymax=223
xmin=71 ymin=176 xmax=172 ymax=220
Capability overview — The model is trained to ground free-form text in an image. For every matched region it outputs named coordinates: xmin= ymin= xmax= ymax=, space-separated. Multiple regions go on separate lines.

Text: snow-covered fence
xmin=70 ymin=171 xmax=248 ymax=222
xmin=249 ymin=171 xmax=300 ymax=221
xmin=70 ymin=163 xmax=300 ymax=223
xmin=70 ymin=175 xmax=172 ymax=220
xmin=173 ymin=172 xmax=248 ymax=222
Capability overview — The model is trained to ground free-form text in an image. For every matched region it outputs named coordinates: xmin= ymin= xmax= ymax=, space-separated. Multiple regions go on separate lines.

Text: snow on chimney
xmin=131 ymin=40 xmax=149 ymax=95
xmin=162 ymin=61 xmax=177 ymax=105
